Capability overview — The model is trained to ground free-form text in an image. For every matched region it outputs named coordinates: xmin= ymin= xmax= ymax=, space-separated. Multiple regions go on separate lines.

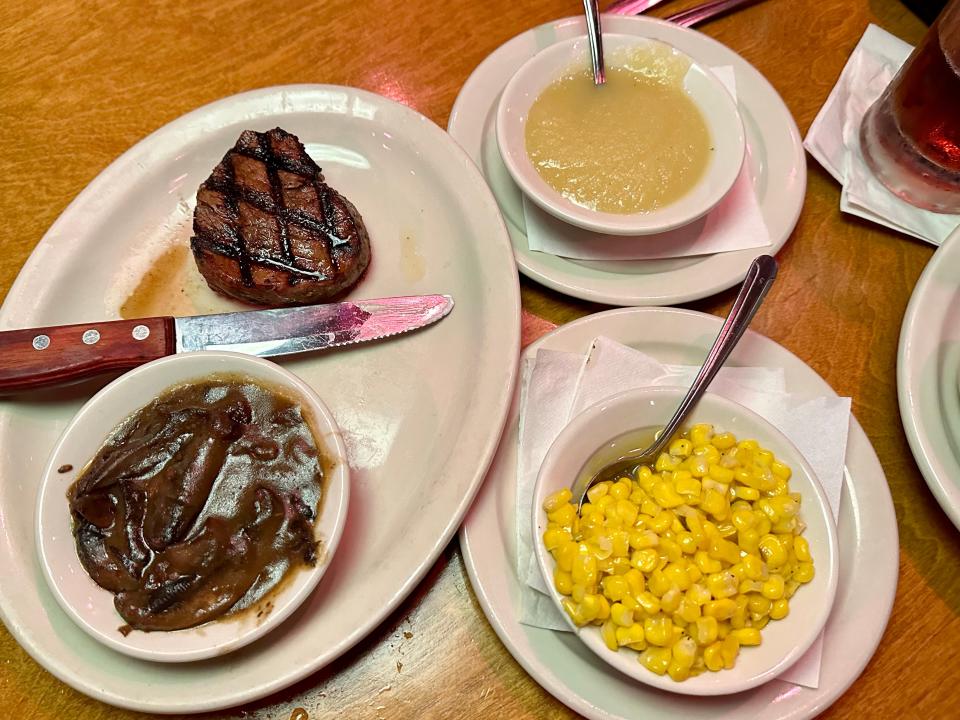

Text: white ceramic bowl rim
xmin=496 ymin=33 xmax=745 ymax=236
xmin=35 ymin=351 xmax=350 ymax=663
xmin=532 ymin=385 xmax=839 ymax=695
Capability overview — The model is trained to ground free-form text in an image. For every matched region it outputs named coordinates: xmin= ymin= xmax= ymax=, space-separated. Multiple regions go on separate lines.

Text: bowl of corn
xmin=532 ymin=386 xmax=838 ymax=695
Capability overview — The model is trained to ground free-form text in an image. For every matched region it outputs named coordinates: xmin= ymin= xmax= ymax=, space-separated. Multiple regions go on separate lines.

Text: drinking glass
xmin=859 ymin=0 xmax=960 ymax=213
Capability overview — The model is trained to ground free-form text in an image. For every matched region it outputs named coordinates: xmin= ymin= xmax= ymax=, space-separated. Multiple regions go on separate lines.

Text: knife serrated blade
xmin=175 ymin=294 xmax=454 ymax=356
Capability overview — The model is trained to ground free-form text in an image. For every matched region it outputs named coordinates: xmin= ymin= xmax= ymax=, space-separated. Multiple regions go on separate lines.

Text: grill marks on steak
xmin=191 ymin=128 xmax=370 ymax=306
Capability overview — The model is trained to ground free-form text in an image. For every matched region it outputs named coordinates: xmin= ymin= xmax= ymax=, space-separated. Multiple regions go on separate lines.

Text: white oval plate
xmin=448 ymin=16 xmax=805 ymax=306
xmin=460 ymin=307 xmax=898 ymax=720
xmin=497 ymin=34 xmax=744 ymax=236
xmin=37 ymin=351 xmax=350 ymax=663
xmin=898 ymin=225 xmax=960 ymax=531
xmin=0 ymin=85 xmax=520 ymax=711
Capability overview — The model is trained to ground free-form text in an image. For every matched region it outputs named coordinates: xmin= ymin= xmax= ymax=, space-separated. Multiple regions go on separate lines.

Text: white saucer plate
xmin=448 ymin=16 xmax=806 ymax=306
xmin=460 ymin=307 xmax=898 ymax=720
xmin=898 ymin=225 xmax=960 ymax=531
xmin=0 ymin=84 xmax=520 ymax=712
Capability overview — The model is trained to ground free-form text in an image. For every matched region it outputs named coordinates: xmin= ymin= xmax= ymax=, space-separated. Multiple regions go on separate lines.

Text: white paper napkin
xmin=804 ymin=24 xmax=960 ymax=244
xmin=515 ymin=336 xmax=850 ymax=689
xmin=524 ymin=67 xmax=772 ymax=260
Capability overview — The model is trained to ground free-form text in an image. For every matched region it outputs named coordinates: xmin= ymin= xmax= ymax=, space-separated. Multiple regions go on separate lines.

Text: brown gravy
xmin=67 ymin=375 xmax=326 ymax=632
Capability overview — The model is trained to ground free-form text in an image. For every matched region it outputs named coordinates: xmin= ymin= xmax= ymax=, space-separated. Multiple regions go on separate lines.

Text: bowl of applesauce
xmin=496 ymin=33 xmax=745 ymax=236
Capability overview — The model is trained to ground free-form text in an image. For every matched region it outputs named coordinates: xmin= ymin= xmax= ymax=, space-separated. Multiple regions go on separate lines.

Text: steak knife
xmin=0 ymin=294 xmax=453 ymax=394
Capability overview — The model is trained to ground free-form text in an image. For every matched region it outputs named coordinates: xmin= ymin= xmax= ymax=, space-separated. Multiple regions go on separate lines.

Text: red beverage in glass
xmin=860 ymin=0 xmax=960 ymax=213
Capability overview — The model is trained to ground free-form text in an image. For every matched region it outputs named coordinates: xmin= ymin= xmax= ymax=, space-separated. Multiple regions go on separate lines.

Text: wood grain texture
xmin=0 ymin=316 xmax=174 ymax=393
xmin=2 ymin=0 xmax=959 ymax=718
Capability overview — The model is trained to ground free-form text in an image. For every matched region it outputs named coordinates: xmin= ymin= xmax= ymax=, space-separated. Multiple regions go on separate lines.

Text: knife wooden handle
xmin=0 ymin=317 xmax=175 ymax=394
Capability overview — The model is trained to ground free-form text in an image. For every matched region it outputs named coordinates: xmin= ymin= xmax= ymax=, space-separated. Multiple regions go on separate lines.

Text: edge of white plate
xmin=0 ymin=84 xmax=522 ymax=712
xmin=897 ymin=226 xmax=960 ymax=531
xmin=460 ymin=306 xmax=898 ymax=720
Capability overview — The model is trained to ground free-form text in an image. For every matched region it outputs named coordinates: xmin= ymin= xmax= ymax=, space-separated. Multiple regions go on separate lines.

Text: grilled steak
xmin=191 ymin=128 xmax=370 ymax=306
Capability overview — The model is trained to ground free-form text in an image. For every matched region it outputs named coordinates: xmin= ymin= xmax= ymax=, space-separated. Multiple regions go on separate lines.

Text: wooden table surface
xmin=2 ymin=0 xmax=959 ymax=718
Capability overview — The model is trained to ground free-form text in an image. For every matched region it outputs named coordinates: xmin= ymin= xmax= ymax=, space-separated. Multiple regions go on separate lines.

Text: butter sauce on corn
xmin=541 ymin=424 xmax=814 ymax=681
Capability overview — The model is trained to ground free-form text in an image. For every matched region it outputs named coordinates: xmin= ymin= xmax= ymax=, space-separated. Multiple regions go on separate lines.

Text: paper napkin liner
xmin=804 ymin=24 xmax=960 ymax=244
xmin=516 ymin=336 xmax=850 ymax=689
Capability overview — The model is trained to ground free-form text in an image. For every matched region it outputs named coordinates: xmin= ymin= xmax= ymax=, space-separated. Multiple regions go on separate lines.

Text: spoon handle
xmin=583 ymin=0 xmax=605 ymax=85
xmin=647 ymin=254 xmax=779 ymax=456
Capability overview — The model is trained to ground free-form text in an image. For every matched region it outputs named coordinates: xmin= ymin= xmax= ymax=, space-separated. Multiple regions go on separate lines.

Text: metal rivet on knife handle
xmin=82 ymin=329 xmax=100 ymax=345
xmin=32 ymin=335 xmax=50 ymax=350
xmin=132 ymin=325 xmax=150 ymax=341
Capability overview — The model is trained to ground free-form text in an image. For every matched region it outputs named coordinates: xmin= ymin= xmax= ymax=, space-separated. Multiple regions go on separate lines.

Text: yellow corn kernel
xmin=771 ymin=460 xmax=792 ymax=480
xmin=543 ymin=488 xmax=573 ymax=512
xmin=660 ymin=562 xmax=689 ymax=590
xmin=709 ymin=538 xmax=741 ymax=566
xmin=652 ymin=482 xmax=685 ymax=509
xmin=578 ymin=594 xmax=601 ymax=623
xmin=793 ymin=562 xmax=815 ymax=584
xmin=708 ymin=464 xmax=734 ymax=484
xmin=706 ymin=571 xmax=739 ymax=600
xmin=730 ymin=508 xmax=756 ymax=532
xmin=738 ymin=439 xmax=759 ymax=451
xmin=547 ymin=502 xmax=577 ymax=528
xmin=695 ymin=550 xmax=722 ymax=574
xmin=655 ymin=453 xmax=681 ymax=472
xmin=711 ymin=431 xmax=736 ymax=450
xmin=611 ymin=602 xmax=634 ymax=628
xmin=754 ymin=448 xmax=774 ymax=467
xmin=621 ymin=594 xmax=638 ymax=612
xmin=644 ymin=616 xmax=674 ymax=646
xmin=687 ymin=583 xmax=712 ymax=606
xmin=748 ymin=594 xmax=772 ymax=615
xmin=555 ymin=541 xmax=579 ymax=573
xmin=648 ymin=569 xmax=671 ymax=597
xmin=704 ymin=598 xmax=737 ymax=620
xmin=543 ymin=526 xmax=572 ymax=551
xmin=785 ymin=579 xmax=801 ymax=599
xmin=660 ymin=537 xmax=683 ymax=564
xmin=616 ymin=499 xmax=639 ymax=526
xmin=601 ymin=619 xmax=618 ymax=651
xmin=596 ymin=594 xmax=611 ymax=621
xmin=640 ymin=647 xmax=672 ymax=675
xmin=561 ymin=597 xmax=578 ymax=623
xmin=616 ymin=623 xmax=645 ymax=647
xmin=761 ymin=575 xmax=785 ymax=600
xmin=660 ymin=587 xmax=682 ymax=614
xmin=704 ymin=642 xmax=724 ymax=671
xmin=732 ymin=484 xmax=760 ymax=501
xmin=586 ymin=482 xmax=610 ymax=505
xmin=610 ymin=530 xmax=630 ymax=558
xmin=741 ymin=554 xmax=764 ymax=580
xmin=687 ymin=455 xmax=710 ymax=478
xmin=676 ymin=597 xmax=701 ymax=624
xmin=770 ymin=598 xmax=789 ymax=620
xmin=636 ymin=591 xmax=661 ymax=616
xmin=731 ymin=627 xmax=762 ymax=646
xmin=554 ymin=569 xmax=573 ymax=595
xmin=624 ymin=568 xmax=645 ymax=597
xmin=738 ymin=527 xmax=761 ymax=554
xmin=668 ymin=637 xmax=697 ymax=681
xmin=701 ymin=489 xmax=728 ymax=520
xmin=572 ymin=554 xmax=598 ymax=586
xmin=629 ymin=529 xmax=660 ymax=550
xmin=686 ymin=564 xmax=703 ymax=585
xmin=669 ymin=438 xmax=693 ymax=457
xmin=759 ymin=534 xmax=788 ymax=569
xmin=690 ymin=424 xmax=714 ymax=446
xmin=694 ymin=616 xmax=719 ymax=645
xmin=571 ymin=583 xmax=588 ymax=603
xmin=609 ymin=479 xmax=631 ymax=500
xmin=793 ymin=536 xmax=811 ymax=563
xmin=739 ymin=580 xmax=763 ymax=594
xmin=675 ymin=475 xmax=702 ymax=498
xmin=677 ymin=531 xmax=699 ymax=555
xmin=601 ymin=574 xmax=628 ymax=602
xmin=721 ymin=635 xmax=740 ymax=669
xmin=632 ymin=548 xmax=660 ymax=573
